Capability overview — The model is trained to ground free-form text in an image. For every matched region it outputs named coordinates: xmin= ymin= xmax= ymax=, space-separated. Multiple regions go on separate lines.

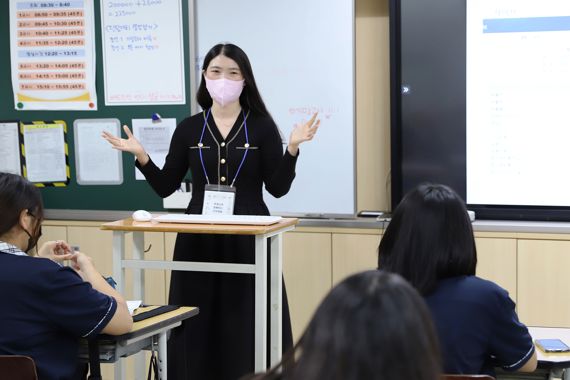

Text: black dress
xmin=137 ymin=110 xmax=295 ymax=380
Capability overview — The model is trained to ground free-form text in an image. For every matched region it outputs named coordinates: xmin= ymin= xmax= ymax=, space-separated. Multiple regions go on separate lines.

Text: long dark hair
xmin=378 ymin=183 xmax=477 ymax=295
xmin=0 ymin=172 xmax=43 ymax=240
xmin=197 ymin=43 xmax=271 ymax=117
xmin=248 ymin=270 xmax=441 ymax=380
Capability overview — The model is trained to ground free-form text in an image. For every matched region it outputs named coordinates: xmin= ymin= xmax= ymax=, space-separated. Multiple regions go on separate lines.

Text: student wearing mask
xmin=247 ymin=270 xmax=441 ymax=380
xmin=102 ymin=43 xmax=320 ymax=379
xmin=0 ymin=172 xmax=133 ymax=380
xmin=379 ymin=183 xmax=537 ymax=376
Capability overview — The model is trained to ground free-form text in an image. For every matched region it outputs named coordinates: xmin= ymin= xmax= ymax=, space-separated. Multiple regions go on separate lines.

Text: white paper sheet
xmin=132 ymin=118 xmax=177 ymax=180
xmin=22 ymin=122 xmax=67 ymax=183
xmin=0 ymin=122 xmax=22 ymax=175
xmin=127 ymin=300 xmax=142 ymax=316
xmin=101 ymin=0 xmax=185 ymax=105
xmin=74 ymin=119 xmax=123 ymax=185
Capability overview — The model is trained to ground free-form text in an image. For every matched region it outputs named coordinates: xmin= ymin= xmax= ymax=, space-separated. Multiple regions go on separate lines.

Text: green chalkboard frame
xmin=0 ymin=0 xmax=192 ymax=212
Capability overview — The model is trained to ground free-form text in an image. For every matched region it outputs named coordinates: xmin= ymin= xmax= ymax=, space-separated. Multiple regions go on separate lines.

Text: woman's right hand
xmin=69 ymin=251 xmax=96 ymax=282
xmin=102 ymin=125 xmax=149 ymax=166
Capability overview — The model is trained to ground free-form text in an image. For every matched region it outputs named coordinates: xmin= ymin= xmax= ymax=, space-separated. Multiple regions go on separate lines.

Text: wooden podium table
xmin=101 ymin=217 xmax=298 ymax=376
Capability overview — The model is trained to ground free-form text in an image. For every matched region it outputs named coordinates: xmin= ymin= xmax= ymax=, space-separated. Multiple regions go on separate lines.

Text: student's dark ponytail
xmin=0 ymin=173 xmax=44 ymax=238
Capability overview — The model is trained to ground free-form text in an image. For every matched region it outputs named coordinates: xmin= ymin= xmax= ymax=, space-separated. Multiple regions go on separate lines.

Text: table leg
xmin=158 ymin=332 xmax=168 ymax=379
xmin=550 ymin=368 xmax=565 ymax=380
xmin=133 ymin=231 xmax=145 ymax=300
xmin=87 ymin=340 xmax=102 ymax=380
xmin=133 ymin=232 xmax=146 ymax=380
xmin=112 ymin=232 xmax=125 ymax=293
xmin=270 ymin=234 xmax=283 ymax=367
xmin=254 ymin=235 xmax=268 ymax=372
xmin=114 ymin=358 xmax=125 ymax=380
xmin=112 ymin=231 xmax=126 ymax=380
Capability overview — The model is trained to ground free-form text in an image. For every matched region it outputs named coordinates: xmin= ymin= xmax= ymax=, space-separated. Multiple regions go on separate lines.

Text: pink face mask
xmin=204 ymin=77 xmax=245 ymax=107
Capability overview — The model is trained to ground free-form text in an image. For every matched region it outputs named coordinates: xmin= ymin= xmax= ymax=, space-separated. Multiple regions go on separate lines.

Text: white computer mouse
xmin=132 ymin=210 xmax=152 ymax=222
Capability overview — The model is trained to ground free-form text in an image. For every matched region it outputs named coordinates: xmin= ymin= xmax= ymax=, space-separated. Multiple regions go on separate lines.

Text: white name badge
xmin=202 ymin=185 xmax=236 ymax=215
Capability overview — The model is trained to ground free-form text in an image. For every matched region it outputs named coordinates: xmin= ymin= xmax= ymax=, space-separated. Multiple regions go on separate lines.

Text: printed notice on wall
xmin=101 ymin=0 xmax=186 ymax=105
xmin=22 ymin=121 xmax=69 ymax=184
xmin=132 ymin=118 xmax=176 ymax=180
xmin=9 ymin=0 xmax=97 ymax=111
xmin=0 ymin=122 xmax=22 ymax=175
xmin=74 ymin=119 xmax=123 ymax=185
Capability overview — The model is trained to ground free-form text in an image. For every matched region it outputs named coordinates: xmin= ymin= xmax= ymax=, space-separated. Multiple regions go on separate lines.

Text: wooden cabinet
xmin=283 ymin=231 xmax=332 ymax=342
xmin=38 ymin=225 xmax=67 ymax=246
xmin=475 ymin=237 xmax=517 ymax=302
xmin=39 ymin=220 xmax=570 ymax=377
xmin=67 ymin=226 xmax=114 ymax=279
xmin=281 ymin=229 xmax=381 ymax=342
xmin=332 ymin=232 xmax=381 ymax=285
xmin=517 ymin=239 xmax=570 ymax=327
xmin=42 ymin=223 xmax=570 ymax=333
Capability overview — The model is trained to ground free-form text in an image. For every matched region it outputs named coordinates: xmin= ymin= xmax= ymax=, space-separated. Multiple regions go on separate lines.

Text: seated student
xmin=247 ymin=270 xmax=441 ymax=380
xmin=0 ymin=172 xmax=133 ymax=380
xmin=378 ymin=183 xmax=537 ymax=376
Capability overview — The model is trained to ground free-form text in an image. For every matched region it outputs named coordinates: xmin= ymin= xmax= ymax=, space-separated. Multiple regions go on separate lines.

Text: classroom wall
xmin=356 ymin=0 xmax=391 ymax=212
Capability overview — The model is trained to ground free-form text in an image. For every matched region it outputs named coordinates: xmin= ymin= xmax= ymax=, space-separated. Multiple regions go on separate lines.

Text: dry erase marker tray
xmin=154 ymin=214 xmax=283 ymax=226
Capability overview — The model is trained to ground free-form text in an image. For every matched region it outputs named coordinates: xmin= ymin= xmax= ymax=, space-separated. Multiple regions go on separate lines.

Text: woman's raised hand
xmin=288 ymin=112 xmax=320 ymax=156
xmin=102 ymin=125 xmax=149 ymax=165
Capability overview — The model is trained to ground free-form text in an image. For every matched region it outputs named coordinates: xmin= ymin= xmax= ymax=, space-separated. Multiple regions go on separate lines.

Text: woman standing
xmin=103 ymin=43 xmax=319 ymax=379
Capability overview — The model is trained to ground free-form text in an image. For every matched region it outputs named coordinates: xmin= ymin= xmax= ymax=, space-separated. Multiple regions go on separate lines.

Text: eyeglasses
xmin=27 ymin=209 xmax=40 ymax=219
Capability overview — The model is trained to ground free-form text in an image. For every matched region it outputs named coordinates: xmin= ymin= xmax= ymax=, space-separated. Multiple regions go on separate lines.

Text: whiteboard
xmin=101 ymin=0 xmax=185 ymax=105
xmin=194 ymin=0 xmax=356 ymax=217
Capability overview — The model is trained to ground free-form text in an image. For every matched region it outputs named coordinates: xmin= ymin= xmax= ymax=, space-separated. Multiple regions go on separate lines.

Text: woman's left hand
xmin=288 ymin=112 xmax=320 ymax=156
xmin=38 ymin=240 xmax=74 ymax=262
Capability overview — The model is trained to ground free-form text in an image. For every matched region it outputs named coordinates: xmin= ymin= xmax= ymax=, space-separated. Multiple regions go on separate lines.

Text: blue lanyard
xmin=199 ymin=109 xmax=250 ymax=187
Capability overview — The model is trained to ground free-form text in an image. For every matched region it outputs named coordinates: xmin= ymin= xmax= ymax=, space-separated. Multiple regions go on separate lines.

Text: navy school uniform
xmin=0 ymin=246 xmax=116 ymax=380
xmin=136 ymin=110 xmax=295 ymax=379
xmin=425 ymin=276 xmax=534 ymax=376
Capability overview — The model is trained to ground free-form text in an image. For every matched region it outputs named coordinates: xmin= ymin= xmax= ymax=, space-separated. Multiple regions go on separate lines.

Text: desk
xmin=101 ymin=217 xmax=298 ymax=375
xmin=530 ymin=327 xmax=570 ymax=380
xmin=497 ymin=327 xmax=570 ymax=380
xmin=82 ymin=306 xmax=198 ymax=380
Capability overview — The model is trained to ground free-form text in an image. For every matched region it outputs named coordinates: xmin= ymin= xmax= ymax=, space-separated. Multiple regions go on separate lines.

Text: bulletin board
xmin=0 ymin=0 xmax=192 ymax=212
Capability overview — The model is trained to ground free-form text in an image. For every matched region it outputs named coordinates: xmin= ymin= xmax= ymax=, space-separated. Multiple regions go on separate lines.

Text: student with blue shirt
xmin=378 ymin=183 xmax=537 ymax=376
xmin=0 ymin=172 xmax=133 ymax=380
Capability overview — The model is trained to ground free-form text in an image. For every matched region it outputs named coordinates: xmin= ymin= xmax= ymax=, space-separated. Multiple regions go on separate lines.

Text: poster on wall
xmin=0 ymin=121 xmax=22 ymax=175
xmin=132 ymin=118 xmax=177 ymax=180
xmin=100 ymin=0 xmax=185 ymax=105
xmin=9 ymin=0 xmax=97 ymax=111
xmin=74 ymin=118 xmax=123 ymax=185
xmin=21 ymin=120 xmax=70 ymax=186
